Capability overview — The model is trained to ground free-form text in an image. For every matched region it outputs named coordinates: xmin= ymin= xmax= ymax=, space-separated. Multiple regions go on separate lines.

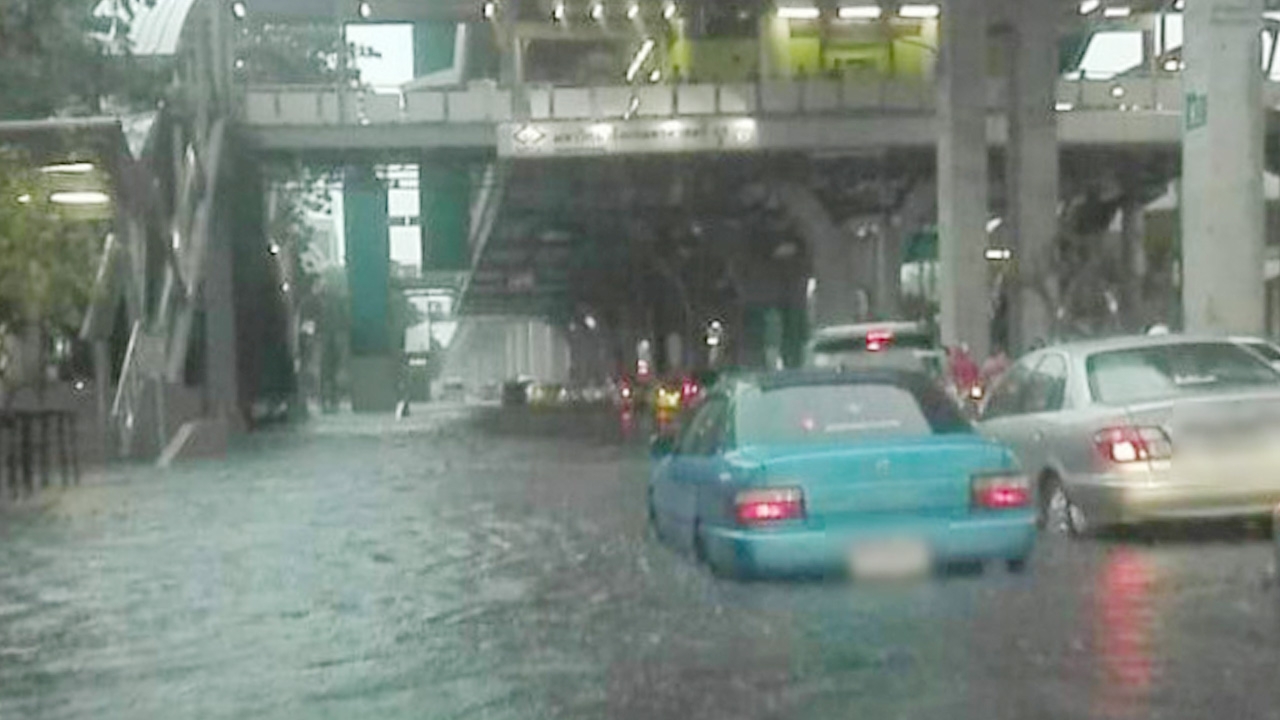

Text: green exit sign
xmin=1185 ymin=92 xmax=1209 ymax=131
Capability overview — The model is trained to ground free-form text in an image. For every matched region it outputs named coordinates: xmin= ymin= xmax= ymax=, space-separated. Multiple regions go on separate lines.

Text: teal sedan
xmin=647 ymin=369 xmax=1035 ymax=580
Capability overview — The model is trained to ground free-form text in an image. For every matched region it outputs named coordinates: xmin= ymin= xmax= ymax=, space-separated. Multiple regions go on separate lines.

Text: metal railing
xmin=0 ymin=411 xmax=80 ymax=500
xmin=241 ymin=76 xmax=1280 ymax=128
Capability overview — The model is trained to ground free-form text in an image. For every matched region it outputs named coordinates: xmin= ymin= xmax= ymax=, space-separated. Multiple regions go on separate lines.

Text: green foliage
xmin=238 ymin=20 xmax=361 ymax=85
xmin=0 ymin=151 xmax=101 ymax=333
xmin=0 ymin=0 xmax=166 ymax=119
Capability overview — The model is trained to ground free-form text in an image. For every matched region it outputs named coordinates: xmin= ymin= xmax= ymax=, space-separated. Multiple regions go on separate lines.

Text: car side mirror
xmin=650 ymin=434 xmax=676 ymax=458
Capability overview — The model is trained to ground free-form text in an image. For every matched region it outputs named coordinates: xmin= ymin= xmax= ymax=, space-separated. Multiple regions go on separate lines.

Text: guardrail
xmin=242 ymin=76 xmax=1280 ymax=128
xmin=0 ymin=411 xmax=80 ymax=500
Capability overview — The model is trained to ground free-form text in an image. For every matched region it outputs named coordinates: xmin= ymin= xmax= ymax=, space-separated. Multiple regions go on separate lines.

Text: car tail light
xmin=735 ymin=488 xmax=805 ymax=526
xmin=866 ymin=329 xmax=894 ymax=352
xmin=1093 ymin=426 xmax=1172 ymax=464
xmin=971 ymin=473 xmax=1031 ymax=510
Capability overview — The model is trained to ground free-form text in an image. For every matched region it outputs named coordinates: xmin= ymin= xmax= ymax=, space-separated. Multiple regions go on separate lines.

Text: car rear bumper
xmin=1070 ymin=473 xmax=1280 ymax=525
xmin=699 ymin=514 xmax=1035 ymax=579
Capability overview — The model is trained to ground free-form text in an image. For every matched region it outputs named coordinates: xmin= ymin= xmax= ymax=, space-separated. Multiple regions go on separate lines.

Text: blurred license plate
xmin=848 ymin=538 xmax=930 ymax=579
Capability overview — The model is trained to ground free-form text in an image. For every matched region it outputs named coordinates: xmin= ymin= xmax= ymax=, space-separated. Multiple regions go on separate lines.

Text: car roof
xmin=1038 ymin=333 xmax=1253 ymax=358
xmin=810 ymin=321 xmax=928 ymax=340
xmin=733 ymin=367 xmax=936 ymax=392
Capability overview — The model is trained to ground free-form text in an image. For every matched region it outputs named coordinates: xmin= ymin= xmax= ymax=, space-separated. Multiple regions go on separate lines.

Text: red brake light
xmin=735 ymin=488 xmax=805 ymax=525
xmin=866 ymin=329 xmax=894 ymax=352
xmin=971 ymin=474 xmax=1031 ymax=509
xmin=1093 ymin=426 xmax=1171 ymax=464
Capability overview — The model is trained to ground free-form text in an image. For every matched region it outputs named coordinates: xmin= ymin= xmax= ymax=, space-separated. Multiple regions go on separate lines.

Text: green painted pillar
xmin=344 ymin=165 xmax=398 ymax=412
xmin=414 ymin=23 xmax=458 ymax=77
xmin=419 ymin=165 xmax=471 ymax=272
xmin=780 ymin=304 xmax=808 ymax=369
xmin=740 ymin=306 xmax=770 ymax=369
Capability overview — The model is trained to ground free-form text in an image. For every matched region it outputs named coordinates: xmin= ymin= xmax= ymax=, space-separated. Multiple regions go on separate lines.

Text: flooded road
xmin=2 ymin=406 xmax=1279 ymax=719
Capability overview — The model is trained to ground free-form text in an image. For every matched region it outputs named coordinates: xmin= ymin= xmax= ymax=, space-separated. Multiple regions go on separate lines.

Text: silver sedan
xmin=978 ymin=334 xmax=1280 ymax=536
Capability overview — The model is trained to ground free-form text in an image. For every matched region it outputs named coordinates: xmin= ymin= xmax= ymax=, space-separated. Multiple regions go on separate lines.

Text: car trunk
xmin=1124 ymin=388 xmax=1280 ymax=487
xmin=749 ymin=436 xmax=1011 ymax=523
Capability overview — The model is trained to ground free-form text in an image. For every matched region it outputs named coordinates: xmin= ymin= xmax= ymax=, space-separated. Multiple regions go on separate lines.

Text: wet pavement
xmin=2 ymin=405 xmax=1279 ymax=720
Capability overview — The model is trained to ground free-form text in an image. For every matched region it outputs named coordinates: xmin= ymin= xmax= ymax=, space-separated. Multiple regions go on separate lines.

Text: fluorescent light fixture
xmin=778 ymin=5 xmax=821 ymax=19
xmin=584 ymin=315 xmax=598 ymax=330
xmin=281 ymin=282 xmax=291 ymax=293
xmin=1163 ymin=57 xmax=1180 ymax=71
xmin=1173 ymin=0 xmax=1183 ymax=9
xmin=49 ymin=191 xmax=110 ymax=206
xmin=553 ymin=2 xmax=565 ymax=20
xmin=662 ymin=2 xmax=676 ymax=20
xmin=839 ymin=5 xmax=883 ymax=19
xmin=41 ymin=162 xmax=95 ymax=174
xmin=590 ymin=3 xmax=604 ymax=20
xmin=231 ymin=1 xmax=247 ymax=19
xmin=358 ymin=1 xmax=372 ymax=18
xmin=1265 ymin=10 xmax=1280 ymax=21
xmin=649 ymin=68 xmax=662 ymax=82
xmin=627 ymin=3 xmax=639 ymax=19
xmin=986 ymin=217 xmax=1004 ymax=233
xmin=1102 ymin=5 xmax=1131 ymax=17
xmin=898 ymin=4 xmax=939 ymax=18
xmin=1054 ymin=101 xmax=1075 ymax=111
xmin=1079 ymin=0 xmax=1100 ymax=13
xmin=984 ymin=247 xmax=1013 ymax=261
xmin=269 ymin=243 xmax=281 ymax=255
xmin=1110 ymin=84 xmax=1126 ymax=97
xmin=626 ymin=38 xmax=655 ymax=82
xmin=17 ymin=194 xmax=32 ymax=204
xmin=483 ymin=2 xmax=496 ymax=19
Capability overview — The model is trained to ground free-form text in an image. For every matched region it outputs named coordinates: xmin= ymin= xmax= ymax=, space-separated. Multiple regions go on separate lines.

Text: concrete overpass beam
xmin=937 ymin=0 xmax=991 ymax=358
xmin=1182 ymin=0 xmax=1265 ymax=334
xmin=344 ymin=165 xmax=398 ymax=412
xmin=1005 ymin=0 xmax=1060 ymax=352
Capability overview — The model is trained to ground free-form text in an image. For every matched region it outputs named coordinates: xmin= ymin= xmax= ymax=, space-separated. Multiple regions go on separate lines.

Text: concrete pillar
xmin=872 ymin=222 xmax=904 ymax=319
xmin=1005 ymin=0 xmax=1059 ymax=352
xmin=505 ymin=324 xmax=518 ymax=379
xmin=419 ymin=165 xmax=471 ymax=273
xmin=205 ymin=179 xmax=243 ymax=433
xmin=1120 ymin=196 xmax=1148 ymax=330
xmin=1182 ymin=0 xmax=1265 ymax=334
xmin=936 ymin=0 xmax=990 ymax=358
xmin=778 ymin=185 xmax=862 ymax=328
xmin=344 ymin=165 xmax=397 ymax=412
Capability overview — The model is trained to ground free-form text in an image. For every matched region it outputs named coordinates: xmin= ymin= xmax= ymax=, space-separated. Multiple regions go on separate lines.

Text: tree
xmin=239 ymin=20 xmax=360 ymax=86
xmin=0 ymin=0 xmax=166 ymax=119
xmin=0 ymin=151 xmax=102 ymax=406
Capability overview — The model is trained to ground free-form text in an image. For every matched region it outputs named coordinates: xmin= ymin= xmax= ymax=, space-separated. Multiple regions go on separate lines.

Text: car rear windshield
xmin=1243 ymin=341 xmax=1280 ymax=362
xmin=811 ymin=333 xmax=934 ymax=355
xmin=1087 ymin=342 xmax=1280 ymax=405
xmin=736 ymin=382 xmax=968 ymax=446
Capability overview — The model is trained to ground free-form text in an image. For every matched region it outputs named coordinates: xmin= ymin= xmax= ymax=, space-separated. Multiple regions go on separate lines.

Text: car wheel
xmin=1045 ymin=481 xmax=1090 ymax=538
